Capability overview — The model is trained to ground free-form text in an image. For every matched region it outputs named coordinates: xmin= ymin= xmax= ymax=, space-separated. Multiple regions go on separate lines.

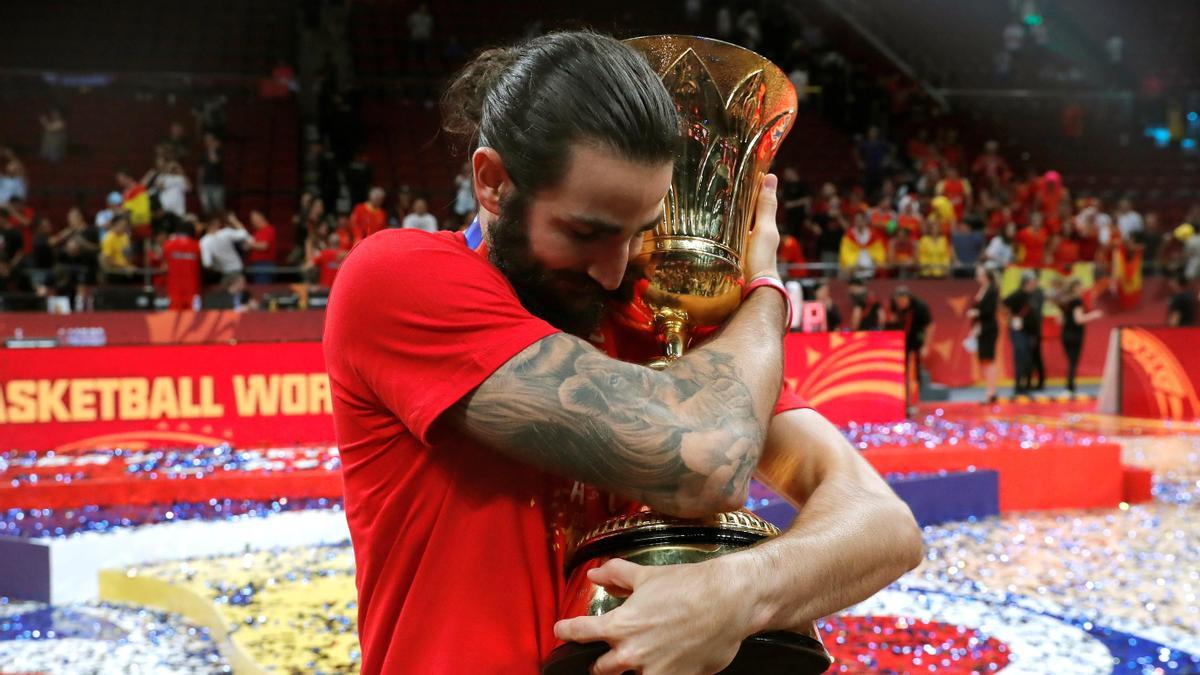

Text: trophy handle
xmin=647 ymin=309 xmax=689 ymax=371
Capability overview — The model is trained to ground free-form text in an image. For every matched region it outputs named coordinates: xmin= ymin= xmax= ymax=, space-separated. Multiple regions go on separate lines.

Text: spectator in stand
xmin=839 ymin=208 xmax=885 ymax=278
xmin=951 ymin=221 xmax=985 ymax=276
xmin=935 ymin=165 xmax=972 ymax=221
xmin=99 ymin=216 xmax=136 ymax=282
xmin=1115 ymin=198 xmax=1144 ymax=241
xmin=388 ymin=185 xmax=415 ymax=227
xmin=0 ymin=154 xmax=28 ymax=206
xmin=199 ymin=214 xmax=252 ymax=285
xmin=1167 ymin=272 xmax=1198 ymax=327
xmin=39 ymin=109 xmax=68 ymax=162
xmin=781 ymin=167 xmax=810 ymax=229
xmin=26 ymin=216 xmax=57 ymax=289
xmin=1177 ymin=223 xmax=1200 ymax=280
xmin=116 ymin=171 xmax=152 ymax=238
xmin=1004 ymin=270 xmax=1039 ymax=396
xmin=198 ymin=133 xmax=226 ymax=216
xmin=967 ymin=265 xmax=1001 ymax=404
xmin=238 ymin=211 xmax=276 ymax=285
xmin=888 ymin=226 xmax=916 ymax=278
xmin=309 ymin=230 xmax=348 ymax=289
xmin=163 ymin=121 xmax=191 ymax=161
xmin=1017 ymin=212 xmax=1049 ymax=267
xmin=162 ymin=221 xmax=202 ymax=310
xmin=350 ymin=187 xmax=388 ymax=243
xmin=334 ymin=214 xmax=356 ymax=251
xmin=1140 ymin=212 xmax=1164 ymax=270
xmin=1 ymin=196 xmax=33 ymax=256
xmin=402 ymin=197 xmax=438 ymax=233
xmin=886 ymin=286 xmax=933 ymax=402
xmin=813 ymin=283 xmax=841 ymax=331
xmin=1036 ymin=170 xmax=1069 ymax=228
xmin=453 ymin=163 xmax=476 ymax=225
xmin=0 ymin=204 xmax=26 ymax=291
xmin=971 ymin=140 xmax=1011 ymax=191
xmin=1051 ymin=218 xmax=1082 ymax=274
xmin=917 ymin=217 xmax=952 ymax=278
xmin=152 ymin=161 xmax=190 ymax=218
xmin=407 ymin=3 xmax=435 ymax=65
xmin=855 ymin=126 xmax=891 ymax=199
xmin=984 ymin=221 xmax=1016 ymax=268
xmin=848 ymin=277 xmax=883 ymax=330
xmin=1056 ymin=278 xmax=1102 ymax=395
xmin=96 ymin=192 xmax=124 ymax=233
xmin=715 ymin=5 xmax=733 ymax=39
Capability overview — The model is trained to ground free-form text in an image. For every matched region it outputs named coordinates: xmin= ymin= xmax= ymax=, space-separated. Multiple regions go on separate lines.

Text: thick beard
xmin=488 ymin=190 xmax=610 ymax=338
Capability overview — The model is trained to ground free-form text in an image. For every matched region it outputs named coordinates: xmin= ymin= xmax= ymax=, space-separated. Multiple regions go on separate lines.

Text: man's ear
xmin=472 ymin=147 xmax=510 ymax=216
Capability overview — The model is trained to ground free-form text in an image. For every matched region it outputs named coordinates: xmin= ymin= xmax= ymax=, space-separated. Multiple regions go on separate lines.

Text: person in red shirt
xmin=162 ymin=222 xmax=201 ymax=310
xmin=349 ymin=186 xmax=388 ymax=243
xmin=323 ymin=32 xmax=920 ymax=675
xmin=970 ymin=140 xmax=1011 ymax=191
xmin=1017 ymin=213 xmax=1050 ymax=268
xmin=309 ymin=231 xmax=346 ymax=288
xmin=1051 ymin=220 xmax=1082 ymax=273
xmin=935 ymin=165 xmax=972 ymax=220
xmin=243 ymin=210 xmax=277 ymax=284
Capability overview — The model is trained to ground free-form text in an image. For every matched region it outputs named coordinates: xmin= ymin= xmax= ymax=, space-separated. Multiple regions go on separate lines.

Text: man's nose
xmin=587 ymin=245 xmax=630 ymax=292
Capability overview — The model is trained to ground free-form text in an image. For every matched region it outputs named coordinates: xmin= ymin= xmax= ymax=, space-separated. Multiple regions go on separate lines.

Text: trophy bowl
xmin=542 ymin=511 xmax=833 ymax=675
xmin=616 ymin=35 xmax=797 ymax=364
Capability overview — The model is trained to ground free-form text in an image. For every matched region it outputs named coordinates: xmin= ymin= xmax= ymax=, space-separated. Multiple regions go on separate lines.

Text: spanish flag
xmin=1112 ymin=244 xmax=1143 ymax=310
xmin=839 ymin=226 xmax=887 ymax=272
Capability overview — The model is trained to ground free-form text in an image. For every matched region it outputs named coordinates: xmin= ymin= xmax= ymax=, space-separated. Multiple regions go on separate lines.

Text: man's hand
xmin=554 ymin=557 xmax=761 ymax=675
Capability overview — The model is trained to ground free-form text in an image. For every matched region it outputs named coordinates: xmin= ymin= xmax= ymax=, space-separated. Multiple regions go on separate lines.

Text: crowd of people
xmin=772 ymin=127 xmax=1199 ymax=284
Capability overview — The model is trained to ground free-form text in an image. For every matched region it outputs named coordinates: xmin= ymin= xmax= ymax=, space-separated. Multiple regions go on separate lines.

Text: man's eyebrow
xmin=571 ymin=210 xmax=664 ymax=234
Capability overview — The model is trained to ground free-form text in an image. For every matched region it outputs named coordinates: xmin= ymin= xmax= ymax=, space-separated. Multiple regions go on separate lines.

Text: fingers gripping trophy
xmin=543 ymin=36 xmax=833 ymax=675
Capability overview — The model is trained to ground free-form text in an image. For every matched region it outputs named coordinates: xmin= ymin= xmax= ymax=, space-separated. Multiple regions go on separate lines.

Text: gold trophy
xmin=543 ymin=37 xmax=832 ymax=674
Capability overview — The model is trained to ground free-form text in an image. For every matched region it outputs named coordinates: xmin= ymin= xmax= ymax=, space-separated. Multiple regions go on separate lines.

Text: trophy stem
xmin=648 ymin=312 xmax=689 ymax=371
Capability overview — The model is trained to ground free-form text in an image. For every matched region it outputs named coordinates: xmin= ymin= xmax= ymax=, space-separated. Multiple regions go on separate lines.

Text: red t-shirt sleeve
xmin=324 ymin=230 xmax=559 ymax=444
xmin=774 ymin=384 xmax=810 ymax=416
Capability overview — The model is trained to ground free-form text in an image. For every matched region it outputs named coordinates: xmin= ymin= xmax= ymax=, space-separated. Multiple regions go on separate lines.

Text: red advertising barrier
xmin=862 ymin=441 xmax=1124 ymax=511
xmin=0 ymin=342 xmax=334 ymax=451
xmin=1118 ymin=326 xmax=1200 ymax=420
xmin=783 ymin=331 xmax=907 ymax=425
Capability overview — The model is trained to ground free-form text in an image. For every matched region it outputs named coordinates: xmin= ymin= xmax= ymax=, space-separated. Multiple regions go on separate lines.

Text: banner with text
xmin=1 ymin=333 xmax=906 ymax=451
xmin=0 ymin=342 xmax=334 ymax=451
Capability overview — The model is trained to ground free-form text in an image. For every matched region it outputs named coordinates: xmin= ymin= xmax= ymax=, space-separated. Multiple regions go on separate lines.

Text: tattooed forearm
xmin=452 ymin=291 xmax=787 ymax=516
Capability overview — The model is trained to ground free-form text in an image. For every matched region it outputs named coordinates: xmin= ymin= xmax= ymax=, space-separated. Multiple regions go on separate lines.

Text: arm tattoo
xmin=454 ymin=333 xmax=766 ymax=514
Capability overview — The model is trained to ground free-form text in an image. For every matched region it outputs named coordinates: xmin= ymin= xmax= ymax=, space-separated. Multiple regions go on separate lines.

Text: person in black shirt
xmin=848 ymin=277 xmax=882 ymax=330
xmin=1167 ymin=273 xmax=1198 ymax=327
xmin=1024 ymin=277 xmax=1046 ymax=391
xmin=1056 ymin=278 xmax=1102 ymax=395
xmin=813 ymin=282 xmax=842 ymax=331
xmin=1003 ymin=270 xmax=1040 ymax=396
xmin=968 ymin=264 xmax=1001 ymax=404
xmin=886 ymin=286 xmax=933 ymax=402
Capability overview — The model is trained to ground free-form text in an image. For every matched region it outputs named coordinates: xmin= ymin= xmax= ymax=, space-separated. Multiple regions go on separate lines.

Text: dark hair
xmin=442 ymin=30 xmax=681 ymax=195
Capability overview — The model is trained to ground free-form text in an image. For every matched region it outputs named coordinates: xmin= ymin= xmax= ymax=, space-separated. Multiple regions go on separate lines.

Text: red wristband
xmin=743 ymin=275 xmax=793 ymax=330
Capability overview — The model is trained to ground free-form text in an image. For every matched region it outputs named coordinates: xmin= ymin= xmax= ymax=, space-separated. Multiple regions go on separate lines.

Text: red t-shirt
xmin=1017 ymin=227 xmax=1049 ymax=268
xmin=248 ymin=224 xmax=277 ymax=264
xmin=324 ymin=229 xmax=807 ymax=674
xmin=350 ymin=203 xmax=388 ymax=240
xmin=312 ymin=248 xmax=343 ymax=288
xmin=1052 ymin=236 xmax=1080 ymax=272
xmin=163 ymin=235 xmax=200 ymax=310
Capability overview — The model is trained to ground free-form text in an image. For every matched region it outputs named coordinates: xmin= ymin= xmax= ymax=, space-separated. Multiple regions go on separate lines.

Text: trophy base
xmin=542 ymin=631 xmax=832 ymax=675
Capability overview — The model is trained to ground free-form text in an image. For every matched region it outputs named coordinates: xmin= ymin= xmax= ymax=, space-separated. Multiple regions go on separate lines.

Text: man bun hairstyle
xmin=441 ymin=30 xmax=681 ymax=195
